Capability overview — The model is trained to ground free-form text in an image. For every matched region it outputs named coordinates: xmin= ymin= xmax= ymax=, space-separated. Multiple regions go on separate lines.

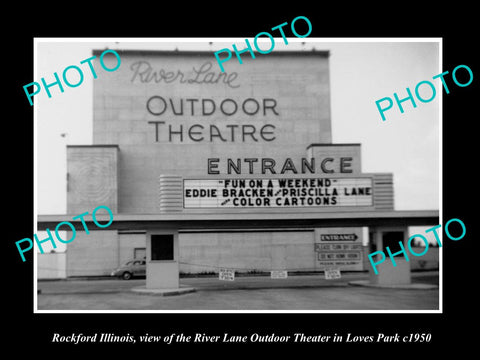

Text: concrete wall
xmin=66 ymin=230 xmax=119 ymax=277
xmin=64 ymin=230 xmax=148 ymax=277
xmin=179 ymin=230 xmax=329 ymax=274
xmin=66 ymin=228 xmax=372 ymax=276
xmin=410 ymin=246 xmax=439 ymax=270
xmin=369 ymin=258 xmax=411 ymax=285
xmin=37 ymin=253 xmax=66 ymax=279
xmin=92 ymin=51 xmax=332 ymax=214
xmin=64 ymin=230 xmax=438 ymax=276
xmin=119 ymin=232 xmax=147 ymax=265
xmin=307 ymin=144 xmax=361 ymax=173
xmin=67 ymin=145 xmax=118 ymax=215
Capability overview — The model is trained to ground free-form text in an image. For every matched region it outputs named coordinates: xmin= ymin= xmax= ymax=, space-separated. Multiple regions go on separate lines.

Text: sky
xmin=35 ymin=38 xmax=440 ymax=218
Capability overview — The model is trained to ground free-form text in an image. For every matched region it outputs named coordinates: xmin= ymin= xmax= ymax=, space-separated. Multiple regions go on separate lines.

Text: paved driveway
xmin=37 ymin=271 xmax=439 ymax=311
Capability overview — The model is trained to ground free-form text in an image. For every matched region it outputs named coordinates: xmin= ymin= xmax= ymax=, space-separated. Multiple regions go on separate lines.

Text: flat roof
xmin=307 ymin=143 xmax=361 ymax=149
xmin=92 ymin=49 xmax=330 ymax=58
xmin=67 ymin=144 xmax=119 ymax=148
xmin=37 ymin=210 xmax=439 ymax=231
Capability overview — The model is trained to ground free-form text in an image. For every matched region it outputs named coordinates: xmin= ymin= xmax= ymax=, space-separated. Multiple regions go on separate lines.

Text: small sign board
xmin=270 ymin=270 xmax=288 ymax=279
xmin=219 ymin=268 xmax=235 ymax=281
xmin=320 ymin=233 xmax=358 ymax=241
xmin=324 ymin=268 xmax=341 ymax=280
xmin=314 ymin=227 xmax=364 ymax=271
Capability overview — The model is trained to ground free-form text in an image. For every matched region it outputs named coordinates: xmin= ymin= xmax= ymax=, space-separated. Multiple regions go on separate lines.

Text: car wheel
xmin=122 ymin=272 xmax=132 ymax=280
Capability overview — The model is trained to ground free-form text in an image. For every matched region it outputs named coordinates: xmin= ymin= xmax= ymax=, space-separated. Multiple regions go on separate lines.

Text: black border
xmin=7 ymin=6 xmax=478 ymax=354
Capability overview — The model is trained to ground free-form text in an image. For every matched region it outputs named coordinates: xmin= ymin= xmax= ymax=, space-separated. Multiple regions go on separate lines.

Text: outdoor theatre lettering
xmin=146 ymin=96 xmax=278 ymax=143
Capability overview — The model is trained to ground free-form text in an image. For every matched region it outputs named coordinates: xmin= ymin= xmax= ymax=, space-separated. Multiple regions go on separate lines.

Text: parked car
xmin=111 ymin=259 xmax=146 ymax=280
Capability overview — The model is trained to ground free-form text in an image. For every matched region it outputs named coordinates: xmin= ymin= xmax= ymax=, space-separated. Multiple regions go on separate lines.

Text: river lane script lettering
xmin=131 ymin=61 xmax=240 ymax=88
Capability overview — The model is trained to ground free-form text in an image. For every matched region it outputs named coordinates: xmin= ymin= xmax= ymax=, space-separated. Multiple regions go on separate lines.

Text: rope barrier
xmin=178 ymin=261 xmax=326 ymax=272
xmin=36 ymin=260 xmax=346 ymax=273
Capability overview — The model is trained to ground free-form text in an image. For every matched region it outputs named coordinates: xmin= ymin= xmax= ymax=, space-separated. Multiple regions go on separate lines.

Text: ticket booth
xmin=146 ymin=230 xmax=179 ymax=289
xmin=368 ymin=226 xmax=411 ymax=285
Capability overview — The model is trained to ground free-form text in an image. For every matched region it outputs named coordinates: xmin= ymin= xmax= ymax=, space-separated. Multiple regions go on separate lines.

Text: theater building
xmin=38 ymin=49 xmax=438 ymax=288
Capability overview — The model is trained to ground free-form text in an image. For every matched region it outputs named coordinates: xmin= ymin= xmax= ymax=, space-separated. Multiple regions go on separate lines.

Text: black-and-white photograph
xmin=33 ymin=38 xmax=441 ymax=312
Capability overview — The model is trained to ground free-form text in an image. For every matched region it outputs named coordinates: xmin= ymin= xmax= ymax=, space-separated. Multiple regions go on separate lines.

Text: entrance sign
xmin=320 ymin=234 xmax=358 ymax=241
xmin=184 ymin=178 xmax=373 ymax=208
xmin=314 ymin=228 xmax=364 ymax=271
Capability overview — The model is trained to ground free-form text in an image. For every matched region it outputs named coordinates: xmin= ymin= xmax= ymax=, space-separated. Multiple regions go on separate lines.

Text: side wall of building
xmin=179 ymin=230 xmax=315 ymax=274
xmin=66 ymin=230 xmax=119 ymax=277
xmin=38 ymin=253 xmax=66 ymax=279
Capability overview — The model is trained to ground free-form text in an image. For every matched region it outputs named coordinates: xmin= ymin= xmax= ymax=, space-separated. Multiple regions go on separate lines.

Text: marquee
xmin=184 ymin=178 xmax=373 ymax=208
